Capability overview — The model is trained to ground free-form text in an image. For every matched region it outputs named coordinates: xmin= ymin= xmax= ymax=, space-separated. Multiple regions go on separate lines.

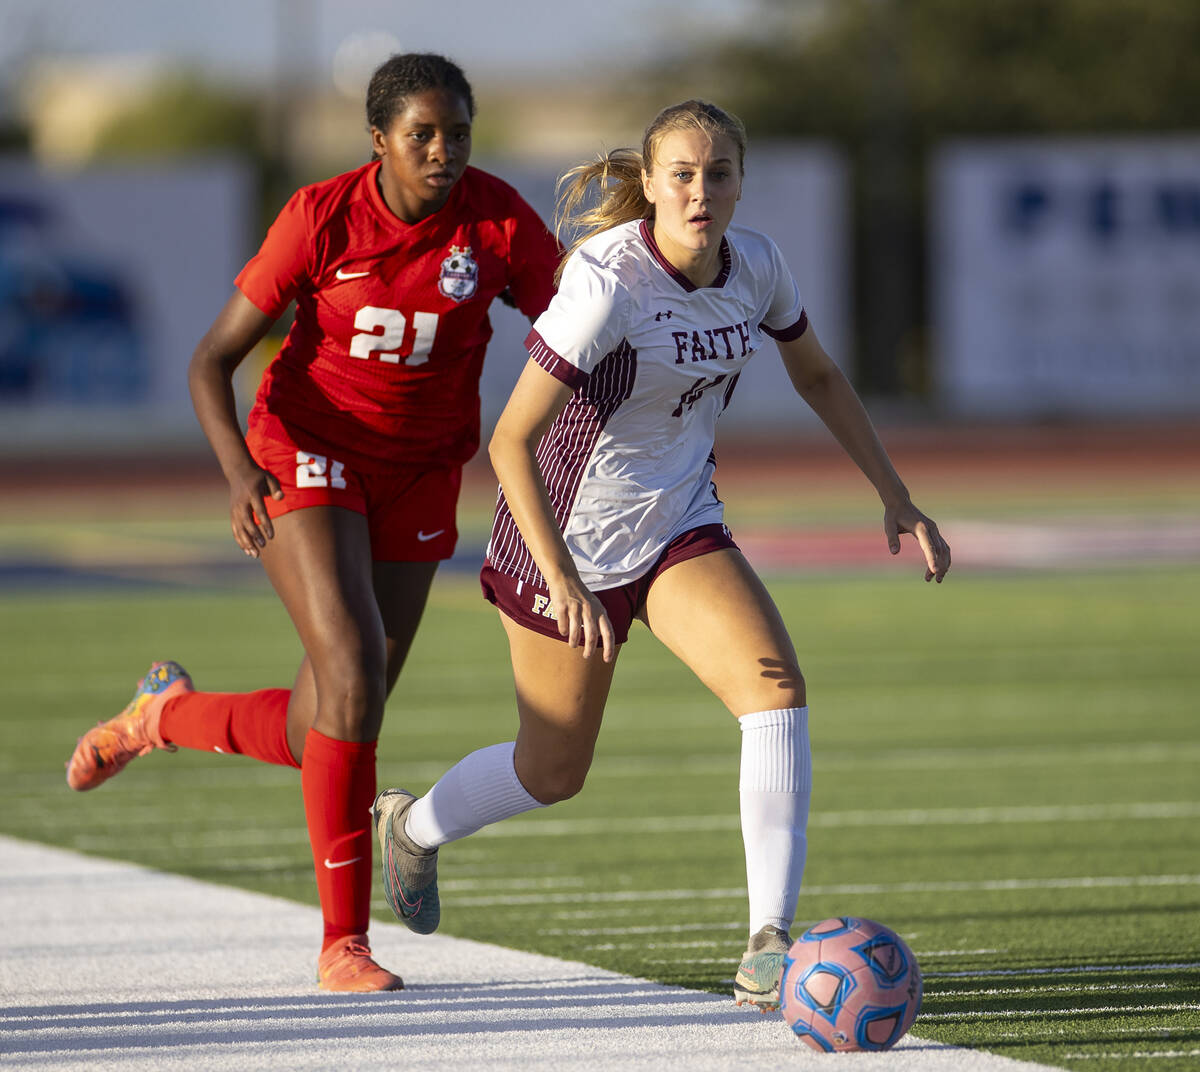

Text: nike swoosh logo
xmin=323 ymin=856 xmax=362 ymax=870
xmin=417 ymin=529 xmax=445 ymax=542
xmin=397 ymin=885 xmax=423 ymax=913
xmin=387 ymin=849 xmax=423 ymax=916
xmin=335 ymin=267 xmax=370 ymax=280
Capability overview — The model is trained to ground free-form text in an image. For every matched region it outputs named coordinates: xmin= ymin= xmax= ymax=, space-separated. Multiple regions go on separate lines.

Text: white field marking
xmin=584 ymin=741 xmax=1200 ymax=777
xmin=8 ymin=738 xmax=1198 ymax=797
xmin=920 ymin=1004 xmax=1198 ymax=1021
xmin=457 ymin=886 xmax=744 ymax=907
xmin=446 ymin=876 xmax=590 ymax=892
xmin=451 ymin=873 xmax=1200 ymax=908
xmin=925 ymin=961 xmax=1200 ymax=979
xmin=583 ymin=940 xmax=741 ymax=951
xmin=401 ymin=985 xmax=672 ymax=1006
xmin=544 ymin=909 xmax=790 ymax=926
xmin=67 ymin=827 xmax=313 ymax=848
xmin=52 ymin=798 xmax=1200 ymax=839
xmin=989 ymin=1027 xmax=1180 ymax=1042
xmin=87 ymin=853 xmax=306 ymax=872
xmin=648 ymin=958 xmax=736 ymax=966
xmin=6 ymin=836 xmax=1067 ymax=1072
xmin=928 ymin=982 xmax=1172 ymax=998
xmin=584 ymin=939 xmax=998 ymax=956
xmin=0 ymin=765 xmax=300 ymax=794
xmin=462 ymin=800 xmax=1200 ymax=837
xmin=63 ymin=796 xmax=1200 ymax=846
xmin=1062 ymin=1052 xmax=1200 ymax=1061
xmin=540 ymin=921 xmax=747 ymax=936
xmin=0 ymin=983 xmax=675 ymax=1023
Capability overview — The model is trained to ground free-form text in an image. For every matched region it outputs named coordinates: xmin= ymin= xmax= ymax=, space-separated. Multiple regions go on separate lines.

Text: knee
xmin=777 ymin=667 xmax=806 ymax=710
xmin=313 ymin=655 xmax=388 ymax=737
xmin=516 ymin=755 xmax=591 ymax=806
xmin=736 ymin=658 xmax=806 ymax=712
xmin=776 ymin=659 xmax=806 ymax=703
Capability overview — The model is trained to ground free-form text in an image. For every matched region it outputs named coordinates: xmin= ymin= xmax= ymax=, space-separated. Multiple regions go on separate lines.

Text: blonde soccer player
xmin=374 ymin=98 xmax=950 ymax=1008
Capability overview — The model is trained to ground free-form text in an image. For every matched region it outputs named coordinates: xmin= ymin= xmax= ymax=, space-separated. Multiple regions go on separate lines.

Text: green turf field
xmin=1 ymin=559 xmax=1197 ymax=1071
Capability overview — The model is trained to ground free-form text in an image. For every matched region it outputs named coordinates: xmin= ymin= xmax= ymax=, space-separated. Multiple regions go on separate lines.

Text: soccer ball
xmin=779 ymin=917 xmax=922 ymax=1052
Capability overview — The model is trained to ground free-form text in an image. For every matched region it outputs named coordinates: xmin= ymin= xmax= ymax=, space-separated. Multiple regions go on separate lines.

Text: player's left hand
xmin=884 ymin=501 xmax=951 ymax=583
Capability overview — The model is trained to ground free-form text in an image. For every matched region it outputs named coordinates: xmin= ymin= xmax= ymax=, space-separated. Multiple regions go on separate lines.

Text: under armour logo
xmin=655 ymin=310 xmax=674 ymax=321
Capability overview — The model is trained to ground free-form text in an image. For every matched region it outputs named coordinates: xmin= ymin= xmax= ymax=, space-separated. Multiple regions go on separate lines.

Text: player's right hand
xmin=227 ymin=463 xmax=285 ymax=558
xmin=549 ymin=577 xmax=615 ymax=663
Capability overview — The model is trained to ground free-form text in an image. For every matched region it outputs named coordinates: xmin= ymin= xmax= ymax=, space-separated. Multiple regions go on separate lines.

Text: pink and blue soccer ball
xmin=780 ymin=917 xmax=922 ymax=1052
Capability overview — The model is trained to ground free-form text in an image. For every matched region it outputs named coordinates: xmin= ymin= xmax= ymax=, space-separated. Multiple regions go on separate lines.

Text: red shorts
xmin=245 ymin=422 xmax=460 ymax=562
xmin=480 ymin=523 xmax=738 ymax=645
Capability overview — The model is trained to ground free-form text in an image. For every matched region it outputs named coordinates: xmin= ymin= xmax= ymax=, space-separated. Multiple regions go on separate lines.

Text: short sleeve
xmin=234 ymin=189 xmax=312 ymax=319
xmin=759 ymin=238 xmax=807 ymax=342
xmin=524 ymin=248 xmax=628 ymax=387
xmin=504 ymin=195 xmax=560 ymax=320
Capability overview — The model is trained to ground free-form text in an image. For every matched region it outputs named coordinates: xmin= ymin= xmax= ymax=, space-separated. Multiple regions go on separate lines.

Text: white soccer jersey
xmin=487 ymin=218 xmax=807 ymax=590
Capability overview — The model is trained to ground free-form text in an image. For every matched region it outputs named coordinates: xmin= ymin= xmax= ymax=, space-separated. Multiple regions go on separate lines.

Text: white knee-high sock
xmin=738 ymin=706 xmax=811 ymax=936
xmin=403 ymin=741 xmax=544 ymax=849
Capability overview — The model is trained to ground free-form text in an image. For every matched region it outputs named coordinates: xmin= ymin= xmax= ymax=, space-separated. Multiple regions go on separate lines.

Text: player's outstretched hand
xmin=550 ymin=577 xmax=616 ymax=662
xmin=227 ymin=462 xmax=285 ymax=558
xmin=884 ymin=500 xmax=951 ymax=583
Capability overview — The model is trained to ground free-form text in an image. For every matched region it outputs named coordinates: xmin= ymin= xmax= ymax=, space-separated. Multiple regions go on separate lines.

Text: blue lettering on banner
xmin=1156 ymin=186 xmax=1200 ymax=234
xmin=1005 ymin=178 xmax=1200 ymax=243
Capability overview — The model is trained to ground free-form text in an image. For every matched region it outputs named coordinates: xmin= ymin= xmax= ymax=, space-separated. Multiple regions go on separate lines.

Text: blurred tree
xmin=89 ymin=72 xmax=294 ymax=241
xmin=0 ymin=121 xmax=30 ymax=153
xmin=92 ymin=73 xmax=260 ymax=160
xmin=678 ymin=0 xmax=1200 ymax=398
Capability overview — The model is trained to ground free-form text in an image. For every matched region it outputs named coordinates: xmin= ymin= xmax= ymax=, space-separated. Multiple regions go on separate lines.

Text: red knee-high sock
xmin=301 ymin=729 xmax=376 ymax=949
xmin=158 ymin=689 xmax=299 ymax=768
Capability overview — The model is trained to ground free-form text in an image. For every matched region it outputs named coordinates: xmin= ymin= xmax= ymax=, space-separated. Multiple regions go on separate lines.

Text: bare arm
xmin=777 ymin=324 xmax=951 ymax=582
xmin=187 ymin=289 xmax=281 ymax=558
xmin=488 ymin=359 xmax=616 ymax=661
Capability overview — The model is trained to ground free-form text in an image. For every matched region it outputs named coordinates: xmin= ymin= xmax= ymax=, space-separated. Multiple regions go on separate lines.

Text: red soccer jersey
xmin=236 ymin=162 xmax=558 ymax=470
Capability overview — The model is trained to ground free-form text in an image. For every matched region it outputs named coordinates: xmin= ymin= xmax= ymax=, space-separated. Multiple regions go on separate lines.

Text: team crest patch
xmin=438 ymin=245 xmax=479 ymax=302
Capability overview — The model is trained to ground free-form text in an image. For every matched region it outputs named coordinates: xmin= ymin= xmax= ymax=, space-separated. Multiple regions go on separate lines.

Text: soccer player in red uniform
xmin=64 ymin=53 xmax=559 ymax=991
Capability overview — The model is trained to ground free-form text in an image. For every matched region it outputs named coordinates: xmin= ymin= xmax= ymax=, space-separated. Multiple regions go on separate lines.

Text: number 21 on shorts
xmin=296 ymin=452 xmax=346 ymax=489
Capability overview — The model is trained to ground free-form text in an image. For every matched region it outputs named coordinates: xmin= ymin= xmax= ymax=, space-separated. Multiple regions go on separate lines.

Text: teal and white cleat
xmin=734 ymin=924 xmax=792 ymax=1011
xmin=372 ymin=788 xmax=440 ymax=935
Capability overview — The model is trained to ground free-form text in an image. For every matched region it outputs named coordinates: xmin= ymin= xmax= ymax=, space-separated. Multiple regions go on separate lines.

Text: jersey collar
xmin=365 ymin=160 xmax=467 ymax=231
xmin=638 ymin=219 xmax=732 ymax=292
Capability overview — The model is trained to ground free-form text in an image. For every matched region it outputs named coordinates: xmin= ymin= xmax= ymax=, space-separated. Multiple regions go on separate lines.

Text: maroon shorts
xmin=245 ymin=422 xmax=460 ymax=562
xmin=480 ymin=523 xmax=738 ymax=645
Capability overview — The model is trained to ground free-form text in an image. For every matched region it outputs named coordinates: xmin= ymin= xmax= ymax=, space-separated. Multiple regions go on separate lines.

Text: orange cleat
xmin=317 ymin=934 xmax=404 ymax=992
xmin=66 ymin=661 xmax=191 ymax=791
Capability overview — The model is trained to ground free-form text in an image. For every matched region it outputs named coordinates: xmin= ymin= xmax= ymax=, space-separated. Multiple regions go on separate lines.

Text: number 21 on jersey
xmin=349 ymin=307 xmax=438 ymax=366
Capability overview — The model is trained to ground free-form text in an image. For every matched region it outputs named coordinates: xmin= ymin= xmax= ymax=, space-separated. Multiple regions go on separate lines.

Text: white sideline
xmin=0 ymin=837 xmax=1057 ymax=1071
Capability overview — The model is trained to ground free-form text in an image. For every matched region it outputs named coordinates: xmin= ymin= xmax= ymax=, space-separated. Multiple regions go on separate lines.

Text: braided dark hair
xmin=366 ymin=53 xmax=475 ymax=153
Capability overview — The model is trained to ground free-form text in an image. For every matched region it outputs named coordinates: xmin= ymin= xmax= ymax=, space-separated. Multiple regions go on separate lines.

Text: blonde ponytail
xmin=553 ymin=149 xmax=648 ymax=285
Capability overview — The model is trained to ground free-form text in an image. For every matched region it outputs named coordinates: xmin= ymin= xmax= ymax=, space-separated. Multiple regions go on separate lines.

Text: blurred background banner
xmin=0 ymin=148 xmax=846 ymax=452
xmin=0 ymin=156 xmax=252 ymax=452
xmin=2 ymin=0 xmax=1199 ymax=452
xmin=933 ymin=138 xmax=1200 ymax=419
